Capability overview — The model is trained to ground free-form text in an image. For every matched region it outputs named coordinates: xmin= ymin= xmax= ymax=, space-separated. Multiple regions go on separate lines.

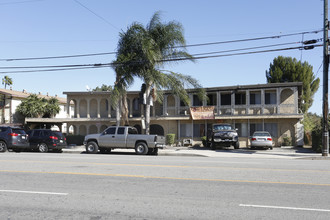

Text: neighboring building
xmin=63 ymin=82 xmax=304 ymax=147
xmin=0 ymin=88 xmax=73 ymax=131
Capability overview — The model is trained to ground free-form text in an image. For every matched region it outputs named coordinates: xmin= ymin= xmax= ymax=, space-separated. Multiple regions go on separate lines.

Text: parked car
xmin=27 ymin=129 xmax=67 ymax=153
xmin=250 ymin=131 xmax=273 ymax=150
xmin=206 ymin=124 xmax=239 ymax=150
xmin=0 ymin=126 xmax=29 ymax=152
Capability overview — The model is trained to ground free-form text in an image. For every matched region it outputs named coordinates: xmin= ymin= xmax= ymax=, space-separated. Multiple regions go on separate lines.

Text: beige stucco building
xmin=0 ymin=88 xmax=72 ymax=131
xmin=61 ymin=82 xmax=303 ymax=148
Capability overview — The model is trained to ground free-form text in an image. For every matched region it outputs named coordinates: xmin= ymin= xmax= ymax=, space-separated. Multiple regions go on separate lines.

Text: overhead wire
xmin=0 ymin=29 xmax=322 ymax=62
xmin=0 ymin=44 xmax=322 ymax=74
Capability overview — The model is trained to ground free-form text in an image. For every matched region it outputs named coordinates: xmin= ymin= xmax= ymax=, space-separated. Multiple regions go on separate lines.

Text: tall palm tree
xmin=115 ymin=11 xmax=205 ymax=134
xmin=2 ymin=76 xmax=13 ymax=89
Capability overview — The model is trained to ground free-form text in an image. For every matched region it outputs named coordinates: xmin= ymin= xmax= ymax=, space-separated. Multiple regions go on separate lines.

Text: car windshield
xmin=253 ymin=132 xmax=270 ymax=137
xmin=214 ymin=125 xmax=232 ymax=130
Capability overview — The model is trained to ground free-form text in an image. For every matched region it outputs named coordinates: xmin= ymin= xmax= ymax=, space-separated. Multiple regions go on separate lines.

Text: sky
xmin=0 ymin=0 xmax=326 ymax=114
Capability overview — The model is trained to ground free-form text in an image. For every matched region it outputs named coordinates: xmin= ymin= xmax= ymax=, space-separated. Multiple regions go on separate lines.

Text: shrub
xmin=66 ymin=135 xmax=85 ymax=145
xmin=282 ymin=136 xmax=292 ymax=146
xmin=201 ymin=136 xmax=207 ymax=147
xmin=312 ymin=128 xmax=322 ymax=153
xmin=166 ymin=134 xmax=175 ymax=145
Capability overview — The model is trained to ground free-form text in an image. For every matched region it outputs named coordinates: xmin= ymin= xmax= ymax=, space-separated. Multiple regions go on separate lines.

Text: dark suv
xmin=0 ymin=126 xmax=29 ymax=152
xmin=27 ymin=129 xmax=67 ymax=153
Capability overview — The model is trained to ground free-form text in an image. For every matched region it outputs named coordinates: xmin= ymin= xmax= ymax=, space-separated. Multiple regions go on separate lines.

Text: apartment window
xmin=221 ymin=93 xmax=231 ymax=106
xmin=250 ymin=92 xmax=261 ymax=105
xmin=193 ymin=124 xmax=205 ymax=137
xmin=193 ymin=95 xmax=203 ymax=106
xmin=265 ymin=91 xmax=277 ymax=104
xmin=207 ymin=94 xmax=217 ymax=106
xmin=235 ymin=123 xmax=248 ymax=137
xmin=235 ymin=92 xmax=246 ymax=105
xmin=180 ymin=124 xmax=192 ymax=137
xmin=264 ymin=123 xmax=278 ymax=137
xmin=250 ymin=123 xmax=262 ymax=136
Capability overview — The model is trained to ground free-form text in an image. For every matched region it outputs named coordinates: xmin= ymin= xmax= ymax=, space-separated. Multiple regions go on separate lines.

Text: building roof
xmin=0 ymin=88 xmax=67 ymax=104
xmin=63 ymin=82 xmax=303 ymax=96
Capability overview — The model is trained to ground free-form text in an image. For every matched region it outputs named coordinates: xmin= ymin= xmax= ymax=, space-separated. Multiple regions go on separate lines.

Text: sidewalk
xmin=63 ymin=145 xmax=326 ymax=159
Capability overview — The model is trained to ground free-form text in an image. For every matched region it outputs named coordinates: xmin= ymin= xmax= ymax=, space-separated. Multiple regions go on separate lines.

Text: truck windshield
xmin=214 ymin=125 xmax=232 ymax=130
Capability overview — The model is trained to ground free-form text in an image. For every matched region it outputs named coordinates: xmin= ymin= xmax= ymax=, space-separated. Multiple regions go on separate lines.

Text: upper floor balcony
xmin=64 ymin=83 xmax=302 ymax=120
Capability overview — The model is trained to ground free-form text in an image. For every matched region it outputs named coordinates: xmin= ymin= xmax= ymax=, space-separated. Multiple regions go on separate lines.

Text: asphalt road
xmin=1 ymin=152 xmax=330 ymax=220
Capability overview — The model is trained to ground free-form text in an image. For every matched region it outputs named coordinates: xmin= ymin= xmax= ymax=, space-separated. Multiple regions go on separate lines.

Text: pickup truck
xmin=83 ymin=126 xmax=165 ymax=155
xmin=206 ymin=123 xmax=239 ymax=150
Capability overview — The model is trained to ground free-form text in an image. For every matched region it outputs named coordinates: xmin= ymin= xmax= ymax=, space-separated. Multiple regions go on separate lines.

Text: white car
xmin=250 ymin=131 xmax=273 ymax=150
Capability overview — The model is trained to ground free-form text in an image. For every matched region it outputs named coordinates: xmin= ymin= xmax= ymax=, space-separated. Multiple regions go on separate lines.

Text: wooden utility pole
xmin=323 ymin=0 xmax=329 ymax=156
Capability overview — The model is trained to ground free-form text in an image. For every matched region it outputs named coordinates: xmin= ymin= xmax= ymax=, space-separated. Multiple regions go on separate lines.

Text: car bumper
xmin=251 ymin=141 xmax=273 ymax=147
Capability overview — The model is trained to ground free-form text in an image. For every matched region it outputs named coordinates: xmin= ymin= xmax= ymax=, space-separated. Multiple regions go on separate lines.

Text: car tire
xmin=234 ymin=142 xmax=240 ymax=149
xmin=38 ymin=143 xmax=48 ymax=153
xmin=210 ymin=142 xmax=216 ymax=150
xmin=0 ymin=141 xmax=7 ymax=152
xmin=86 ymin=141 xmax=99 ymax=154
xmin=269 ymin=146 xmax=273 ymax=150
xmin=135 ymin=142 xmax=148 ymax=155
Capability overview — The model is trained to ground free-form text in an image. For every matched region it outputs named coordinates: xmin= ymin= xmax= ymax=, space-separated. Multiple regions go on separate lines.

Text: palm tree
xmin=2 ymin=76 xmax=13 ymax=89
xmin=114 ymin=11 xmax=205 ymax=134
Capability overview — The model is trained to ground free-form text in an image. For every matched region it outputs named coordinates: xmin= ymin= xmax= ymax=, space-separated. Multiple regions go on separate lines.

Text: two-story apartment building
xmin=63 ymin=82 xmax=304 ymax=147
xmin=0 ymin=88 xmax=73 ymax=131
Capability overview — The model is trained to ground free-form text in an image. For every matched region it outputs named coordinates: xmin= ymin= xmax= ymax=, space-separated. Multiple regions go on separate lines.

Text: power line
xmin=0 ymin=44 xmax=321 ymax=74
xmin=73 ymin=0 xmax=119 ymax=30
xmin=0 ymin=0 xmax=45 ymax=5
xmin=0 ymin=29 xmax=322 ymax=62
xmin=0 ymin=41 xmax=313 ymax=70
xmin=0 ymin=52 xmax=116 ymax=62
xmin=181 ymin=30 xmax=322 ymax=48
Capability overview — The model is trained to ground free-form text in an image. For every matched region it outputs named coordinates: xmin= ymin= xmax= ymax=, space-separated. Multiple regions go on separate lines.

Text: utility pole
xmin=323 ymin=0 xmax=329 ymax=157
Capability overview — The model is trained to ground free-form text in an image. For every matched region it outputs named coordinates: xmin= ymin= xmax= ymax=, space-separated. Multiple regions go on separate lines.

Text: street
xmin=1 ymin=152 xmax=330 ymax=219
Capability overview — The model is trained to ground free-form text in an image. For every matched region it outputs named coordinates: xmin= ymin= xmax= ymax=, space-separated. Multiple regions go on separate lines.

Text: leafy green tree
xmin=93 ymin=84 xmax=112 ymax=91
xmin=17 ymin=94 xmax=60 ymax=118
xmin=2 ymin=75 xmax=13 ymax=89
xmin=114 ymin=11 xmax=206 ymax=134
xmin=266 ymin=56 xmax=320 ymax=113
xmin=44 ymin=97 xmax=61 ymax=118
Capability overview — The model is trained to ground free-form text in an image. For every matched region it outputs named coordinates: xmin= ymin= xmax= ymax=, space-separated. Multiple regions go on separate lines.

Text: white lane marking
xmin=239 ymin=204 xmax=330 ymax=212
xmin=0 ymin=190 xmax=68 ymax=196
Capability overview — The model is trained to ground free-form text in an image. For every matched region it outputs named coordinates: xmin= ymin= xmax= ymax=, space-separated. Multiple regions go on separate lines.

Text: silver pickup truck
xmin=83 ymin=126 xmax=165 ymax=155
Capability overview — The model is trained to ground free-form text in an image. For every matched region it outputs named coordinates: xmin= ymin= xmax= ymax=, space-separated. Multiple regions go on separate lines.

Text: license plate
xmin=60 ymin=140 xmax=63 ymax=143
xmin=22 ymin=136 xmax=26 ymax=139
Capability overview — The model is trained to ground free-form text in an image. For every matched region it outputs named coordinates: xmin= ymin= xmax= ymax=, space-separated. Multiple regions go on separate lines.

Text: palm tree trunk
xmin=116 ymin=101 xmax=120 ymax=127
xmin=145 ymin=83 xmax=152 ymax=135
xmin=120 ymin=93 xmax=129 ymax=126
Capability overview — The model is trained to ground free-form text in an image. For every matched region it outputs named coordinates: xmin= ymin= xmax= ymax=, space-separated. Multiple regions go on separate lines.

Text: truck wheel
xmin=86 ymin=141 xmax=99 ymax=154
xmin=234 ymin=142 xmax=240 ymax=149
xmin=135 ymin=142 xmax=148 ymax=155
xmin=0 ymin=141 xmax=7 ymax=152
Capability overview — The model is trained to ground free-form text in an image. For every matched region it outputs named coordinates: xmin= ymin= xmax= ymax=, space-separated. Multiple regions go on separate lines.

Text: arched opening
xmin=90 ymin=99 xmax=98 ymax=118
xmin=150 ymin=124 xmax=164 ymax=135
xmin=134 ymin=124 xmax=142 ymax=134
xmin=100 ymin=99 xmax=108 ymax=118
xmin=79 ymin=99 xmax=87 ymax=118
xmin=89 ymin=125 xmax=98 ymax=134
xmin=79 ymin=125 xmax=87 ymax=136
